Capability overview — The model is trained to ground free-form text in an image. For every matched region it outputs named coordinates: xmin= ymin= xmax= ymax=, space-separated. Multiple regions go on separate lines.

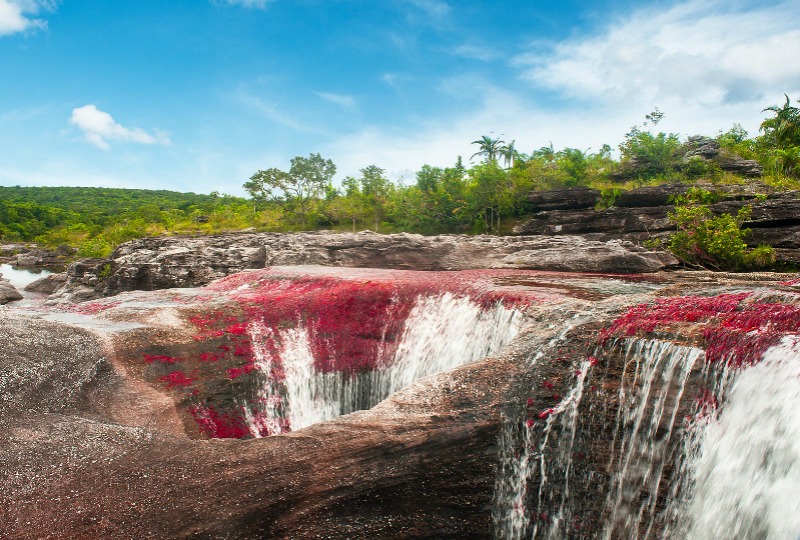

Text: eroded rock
xmin=0 ymin=277 xmax=22 ymax=304
xmin=47 ymin=232 xmax=678 ymax=304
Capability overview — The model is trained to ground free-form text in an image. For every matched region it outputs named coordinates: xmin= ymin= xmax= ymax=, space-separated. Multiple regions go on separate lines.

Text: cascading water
xmin=244 ymin=292 xmax=523 ymax=435
xmin=600 ymin=339 xmax=703 ymax=539
xmin=675 ymin=337 xmax=800 ymax=540
xmin=493 ymin=290 xmax=800 ymax=540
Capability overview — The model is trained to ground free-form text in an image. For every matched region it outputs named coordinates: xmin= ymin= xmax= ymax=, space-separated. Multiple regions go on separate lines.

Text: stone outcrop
xmin=0 ymin=243 xmax=75 ymax=268
xmin=0 ymin=275 xmax=22 ymax=304
xmin=45 ymin=232 xmax=678 ymax=304
xmin=23 ymin=272 xmax=67 ymax=294
xmin=516 ymin=184 xmax=800 ymax=264
xmin=613 ymin=136 xmax=763 ymax=180
xmin=2 ymin=267 xmax=798 ymax=539
xmin=682 ymin=135 xmax=763 ymax=177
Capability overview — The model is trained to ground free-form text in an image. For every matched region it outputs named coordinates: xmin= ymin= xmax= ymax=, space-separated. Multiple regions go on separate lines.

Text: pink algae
xmin=600 ymin=291 xmax=800 ymax=367
xmin=159 ymin=371 xmax=194 ymax=388
xmin=143 ymin=354 xmax=181 ymax=365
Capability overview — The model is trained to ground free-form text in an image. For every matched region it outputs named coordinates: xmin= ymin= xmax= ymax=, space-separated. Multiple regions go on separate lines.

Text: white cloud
xmin=515 ymin=0 xmax=800 ymax=107
xmin=315 ymin=92 xmax=356 ymax=110
xmin=216 ymin=0 xmax=274 ymax=8
xmin=234 ymin=90 xmax=320 ymax=133
xmin=0 ymin=0 xmax=56 ymax=36
xmin=70 ymin=105 xmax=170 ymax=150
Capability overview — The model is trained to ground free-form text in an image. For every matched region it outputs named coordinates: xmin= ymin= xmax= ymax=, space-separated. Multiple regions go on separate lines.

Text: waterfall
xmin=244 ymin=293 xmax=522 ymax=435
xmin=493 ymin=337 xmax=704 ymax=539
xmin=680 ymin=337 xmax=800 ymax=540
xmin=491 ymin=312 xmax=593 ymax=539
xmin=600 ymin=340 xmax=702 ymax=539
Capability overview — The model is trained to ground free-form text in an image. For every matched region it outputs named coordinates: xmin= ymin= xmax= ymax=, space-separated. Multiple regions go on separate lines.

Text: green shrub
xmin=667 ymin=203 xmax=774 ymax=271
xmin=77 ymin=238 xmax=113 ymax=258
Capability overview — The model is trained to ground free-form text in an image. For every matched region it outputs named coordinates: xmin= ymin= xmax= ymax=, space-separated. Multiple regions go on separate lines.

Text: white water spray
xmin=245 ymin=293 xmax=522 ymax=434
xmin=682 ymin=337 xmax=800 ymax=540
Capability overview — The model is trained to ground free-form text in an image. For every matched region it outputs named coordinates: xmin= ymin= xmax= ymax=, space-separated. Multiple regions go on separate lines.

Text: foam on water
xmin=682 ymin=337 xmax=800 ymax=540
xmin=244 ymin=293 xmax=523 ymax=435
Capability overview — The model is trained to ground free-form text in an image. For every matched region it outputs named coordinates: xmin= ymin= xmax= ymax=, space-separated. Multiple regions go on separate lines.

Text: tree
xmin=760 ymin=94 xmax=800 ymax=148
xmin=499 ymin=140 xmax=518 ymax=168
xmin=244 ymin=153 xmax=336 ymax=225
xmin=470 ymin=135 xmax=506 ymax=162
xmin=467 ymin=161 xmax=512 ymax=233
xmin=358 ymin=165 xmax=393 ymax=231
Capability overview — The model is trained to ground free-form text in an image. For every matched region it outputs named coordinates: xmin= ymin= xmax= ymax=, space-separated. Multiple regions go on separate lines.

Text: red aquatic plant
xmin=599 ymin=291 xmax=800 ymax=367
xmin=159 ymin=371 xmax=194 ymax=388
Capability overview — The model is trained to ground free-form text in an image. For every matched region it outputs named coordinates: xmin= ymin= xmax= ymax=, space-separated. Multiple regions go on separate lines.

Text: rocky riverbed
xmin=1 ymin=231 xmax=799 ymax=539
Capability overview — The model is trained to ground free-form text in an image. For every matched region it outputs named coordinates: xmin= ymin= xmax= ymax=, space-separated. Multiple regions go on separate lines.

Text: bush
xmin=667 ymin=203 xmax=774 ymax=271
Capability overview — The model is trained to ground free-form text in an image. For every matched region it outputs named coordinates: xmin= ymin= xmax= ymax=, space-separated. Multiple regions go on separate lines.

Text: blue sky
xmin=1 ymin=0 xmax=798 ymax=195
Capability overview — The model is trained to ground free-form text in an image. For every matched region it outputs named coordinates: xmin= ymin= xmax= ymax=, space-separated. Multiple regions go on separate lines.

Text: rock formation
xmin=2 ymin=264 xmax=799 ymax=539
xmin=44 ymin=232 xmax=678 ymax=304
xmin=515 ymin=184 xmax=800 ymax=264
xmin=0 ymin=275 xmax=22 ymax=304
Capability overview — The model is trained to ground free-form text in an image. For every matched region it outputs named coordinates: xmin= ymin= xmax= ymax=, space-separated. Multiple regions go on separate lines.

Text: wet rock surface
xmin=2 ymin=267 xmax=798 ymax=539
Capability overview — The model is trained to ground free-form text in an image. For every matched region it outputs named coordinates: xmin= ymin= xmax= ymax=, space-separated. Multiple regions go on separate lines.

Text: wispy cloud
xmin=234 ymin=90 xmax=318 ymax=133
xmin=325 ymin=1 xmax=800 ymax=181
xmin=315 ymin=91 xmax=356 ymax=110
xmin=514 ymin=0 xmax=800 ymax=107
xmin=70 ymin=105 xmax=171 ymax=150
xmin=214 ymin=0 xmax=274 ymax=8
xmin=452 ymin=43 xmax=499 ymax=62
xmin=0 ymin=0 xmax=58 ymax=36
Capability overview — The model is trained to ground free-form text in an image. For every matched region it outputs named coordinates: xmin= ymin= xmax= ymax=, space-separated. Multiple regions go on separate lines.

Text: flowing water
xmin=242 ymin=293 xmax=523 ymax=436
xmin=493 ymin=330 xmax=800 ymax=539
xmin=679 ymin=337 xmax=800 ymax=540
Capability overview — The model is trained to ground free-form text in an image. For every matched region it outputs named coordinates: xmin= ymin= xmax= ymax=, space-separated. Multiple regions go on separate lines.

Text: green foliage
xmin=667 ymin=203 xmax=774 ymax=271
xmin=619 ymin=128 xmax=682 ymax=177
xmin=670 ymin=187 xmax=722 ymax=206
xmin=596 ymin=188 xmax=623 ymax=209
xmin=98 ymin=263 xmax=113 ymax=279
xmin=244 ymin=153 xmax=336 ymax=225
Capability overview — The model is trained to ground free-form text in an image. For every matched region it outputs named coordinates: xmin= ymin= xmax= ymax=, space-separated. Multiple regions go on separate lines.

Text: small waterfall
xmin=493 ymin=337 xmax=703 ymax=539
xmin=680 ymin=337 xmax=800 ymax=540
xmin=492 ymin=312 xmax=593 ymax=539
xmin=601 ymin=339 xmax=702 ymax=539
xmin=245 ymin=293 xmax=522 ymax=435
xmin=378 ymin=294 xmax=522 ymax=398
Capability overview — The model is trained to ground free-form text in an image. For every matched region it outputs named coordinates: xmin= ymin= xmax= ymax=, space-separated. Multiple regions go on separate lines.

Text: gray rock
xmin=24 ymin=273 xmax=68 ymax=294
xmin=0 ymin=279 xmax=23 ymax=304
xmin=47 ymin=231 xmax=678 ymax=303
xmin=526 ymin=186 xmax=601 ymax=211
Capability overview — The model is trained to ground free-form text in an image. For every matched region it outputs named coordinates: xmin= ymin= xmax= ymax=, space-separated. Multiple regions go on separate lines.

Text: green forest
xmin=2 ymin=96 xmax=799 ymax=267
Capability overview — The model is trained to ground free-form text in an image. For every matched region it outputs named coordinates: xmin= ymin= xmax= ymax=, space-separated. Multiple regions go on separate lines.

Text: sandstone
xmin=526 ymin=185 xmax=601 ymax=211
xmin=2 ymin=268 xmax=797 ymax=538
xmin=24 ymin=272 xmax=67 ymax=294
xmin=0 ymin=278 xmax=22 ymax=304
xmin=47 ymin=232 xmax=678 ymax=304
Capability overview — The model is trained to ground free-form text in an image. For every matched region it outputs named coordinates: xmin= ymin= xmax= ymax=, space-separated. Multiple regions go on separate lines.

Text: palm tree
xmin=499 ymin=140 xmax=518 ymax=168
xmin=532 ymin=142 xmax=556 ymax=163
xmin=470 ymin=135 xmax=506 ymax=162
xmin=761 ymin=94 xmax=800 ymax=148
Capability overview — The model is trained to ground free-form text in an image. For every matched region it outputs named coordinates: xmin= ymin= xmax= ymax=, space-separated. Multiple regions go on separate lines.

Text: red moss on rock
xmin=188 ymin=405 xmax=250 ymax=439
xmin=159 ymin=371 xmax=194 ymax=388
xmin=143 ymin=354 xmax=181 ymax=365
xmin=600 ymin=291 xmax=800 ymax=367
